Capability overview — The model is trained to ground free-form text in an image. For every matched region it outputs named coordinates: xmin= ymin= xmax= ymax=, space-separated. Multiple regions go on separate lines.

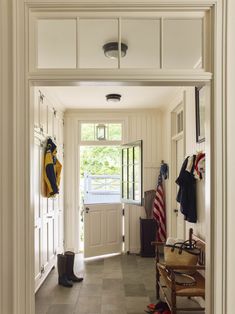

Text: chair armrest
xmin=165 ymin=264 xmax=205 ymax=271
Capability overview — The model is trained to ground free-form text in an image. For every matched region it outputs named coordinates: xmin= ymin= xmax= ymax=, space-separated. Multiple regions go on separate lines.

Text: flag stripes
xmin=153 ymin=174 xmax=166 ymax=242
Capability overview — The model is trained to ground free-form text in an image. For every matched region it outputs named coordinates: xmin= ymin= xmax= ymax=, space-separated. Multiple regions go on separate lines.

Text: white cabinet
xmin=34 ymin=137 xmax=43 ymax=284
xmin=47 ymin=105 xmax=54 ymax=137
xmin=34 ymin=90 xmax=64 ymax=292
xmin=40 ymin=96 xmax=48 ymax=135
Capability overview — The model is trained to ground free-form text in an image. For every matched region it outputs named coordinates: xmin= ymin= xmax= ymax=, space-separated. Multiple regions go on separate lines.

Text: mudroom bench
xmin=152 ymin=228 xmax=206 ymax=314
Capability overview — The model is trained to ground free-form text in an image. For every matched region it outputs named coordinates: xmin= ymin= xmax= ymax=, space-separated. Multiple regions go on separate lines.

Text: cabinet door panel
xmin=47 ymin=198 xmax=54 ymax=214
xmin=34 ymin=138 xmax=40 ymax=220
xmin=41 ymin=221 xmax=49 ymax=269
xmin=34 ymin=227 xmax=42 ymax=281
xmin=58 ymin=211 xmax=64 ymax=253
xmin=47 ymin=106 xmax=54 ymax=137
xmin=53 ymin=114 xmax=59 ymax=142
xmin=48 ymin=217 xmax=55 ymax=261
xmin=34 ymin=94 xmax=40 ymax=130
xmin=40 ymin=98 xmax=48 ymax=135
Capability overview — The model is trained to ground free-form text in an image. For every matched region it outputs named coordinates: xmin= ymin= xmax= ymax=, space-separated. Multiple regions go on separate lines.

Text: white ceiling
xmin=42 ymin=86 xmax=181 ymax=110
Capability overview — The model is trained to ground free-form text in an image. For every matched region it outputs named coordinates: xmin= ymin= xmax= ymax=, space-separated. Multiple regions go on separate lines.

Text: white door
xmin=84 ymin=203 xmax=122 ymax=258
xmin=175 ymin=137 xmax=185 ymax=239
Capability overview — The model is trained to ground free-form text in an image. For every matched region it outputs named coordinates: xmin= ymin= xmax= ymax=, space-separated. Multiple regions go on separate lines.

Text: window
xmin=121 ymin=140 xmax=143 ymax=205
xmin=80 ymin=122 xmax=122 ymax=142
xmin=177 ymin=110 xmax=184 ymax=133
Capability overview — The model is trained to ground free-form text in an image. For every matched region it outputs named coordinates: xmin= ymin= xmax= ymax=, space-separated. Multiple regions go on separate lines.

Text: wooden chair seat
xmin=152 ymin=228 xmax=206 ymax=314
xmin=158 ymin=263 xmax=205 ymax=297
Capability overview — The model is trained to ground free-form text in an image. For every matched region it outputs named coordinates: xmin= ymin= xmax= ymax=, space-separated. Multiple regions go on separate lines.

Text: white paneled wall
xmin=126 ymin=111 xmax=162 ymax=253
xmin=33 ymin=88 xmax=64 ymax=291
xmin=161 ymin=87 xmax=207 ymax=240
xmin=64 ymin=110 xmax=162 ymax=253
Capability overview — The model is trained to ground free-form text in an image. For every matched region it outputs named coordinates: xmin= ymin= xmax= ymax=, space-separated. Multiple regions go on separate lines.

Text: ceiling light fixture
xmin=96 ymin=124 xmax=106 ymax=141
xmin=106 ymin=94 xmax=122 ymax=102
xmin=103 ymin=42 xmax=128 ymax=59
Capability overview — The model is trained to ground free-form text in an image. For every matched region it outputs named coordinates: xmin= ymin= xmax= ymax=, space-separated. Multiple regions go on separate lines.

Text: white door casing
xmin=84 ymin=203 xmax=122 ymax=258
xmin=175 ymin=137 xmax=185 ymax=239
xmin=4 ymin=2 xmax=229 ymax=314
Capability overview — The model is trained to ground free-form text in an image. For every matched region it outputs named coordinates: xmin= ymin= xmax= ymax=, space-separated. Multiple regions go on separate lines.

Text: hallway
xmin=36 ymin=254 xmax=155 ymax=314
xmin=35 ymin=254 xmax=204 ymax=314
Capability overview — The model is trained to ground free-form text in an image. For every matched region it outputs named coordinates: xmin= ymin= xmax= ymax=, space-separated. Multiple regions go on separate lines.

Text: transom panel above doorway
xmin=28 ymin=9 xmax=211 ymax=72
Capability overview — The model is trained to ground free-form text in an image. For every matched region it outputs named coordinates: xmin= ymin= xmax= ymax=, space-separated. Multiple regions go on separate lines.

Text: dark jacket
xmin=175 ymin=155 xmax=197 ymax=223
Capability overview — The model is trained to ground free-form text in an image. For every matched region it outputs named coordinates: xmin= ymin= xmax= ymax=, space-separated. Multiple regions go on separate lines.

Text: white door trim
xmin=170 ymin=101 xmax=185 ymax=238
xmin=4 ymin=1 xmax=227 ymax=314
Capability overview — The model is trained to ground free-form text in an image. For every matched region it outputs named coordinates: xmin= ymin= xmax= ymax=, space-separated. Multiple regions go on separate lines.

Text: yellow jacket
xmin=43 ymin=138 xmax=62 ymax=198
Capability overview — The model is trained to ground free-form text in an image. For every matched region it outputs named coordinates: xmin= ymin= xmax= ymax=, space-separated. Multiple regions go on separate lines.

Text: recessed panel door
xmin=84 ymin=203 xmax=122 ymax=258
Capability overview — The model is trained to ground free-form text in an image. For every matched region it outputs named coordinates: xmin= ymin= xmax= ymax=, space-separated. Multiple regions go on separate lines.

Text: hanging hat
xmin=160 ymin=162 xmax=168 ymax=179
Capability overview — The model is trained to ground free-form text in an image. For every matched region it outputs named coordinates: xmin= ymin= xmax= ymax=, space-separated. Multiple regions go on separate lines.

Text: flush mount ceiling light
xmin=103 ymin=42 xmax=128 ymax=59
xmin=106 ymin=94 xmax=122 ymax=102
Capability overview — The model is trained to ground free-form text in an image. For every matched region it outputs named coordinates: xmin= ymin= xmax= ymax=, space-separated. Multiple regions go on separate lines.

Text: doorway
xmin=171 ymin=102 xmax=185 ymax=239
xmin=32 ymin=83 xmax=210 ymax=314
xmin=79 ymin=145 xmax=122 ymax=257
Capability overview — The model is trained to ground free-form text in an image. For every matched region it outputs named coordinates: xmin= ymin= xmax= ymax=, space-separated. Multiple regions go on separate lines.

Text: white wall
xmin=161 ymin=87 xmax=207 ymax=240
xmin=64 ymin=109 xmax=162 ymax=253
xmin=126 ymin=110 xmax=162 ymax=252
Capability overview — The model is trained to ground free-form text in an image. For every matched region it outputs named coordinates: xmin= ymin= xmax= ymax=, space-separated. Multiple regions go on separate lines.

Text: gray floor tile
xmin=35 ymin=253 xmax=204 ymax=314
xmin=52 ymin=286 xmax=80 ymax=304
xmin=46 ymin=304 xmax=75 ymax=314
xmin=74 ymin=296 xmax=101 ymax=313
xmin=124 ymin=283 xmax=147 ymax=297
xmin=125 ymin=296 xmax=150 ymax=313
xmin=79 ymin=283 xmax=103 ymax=297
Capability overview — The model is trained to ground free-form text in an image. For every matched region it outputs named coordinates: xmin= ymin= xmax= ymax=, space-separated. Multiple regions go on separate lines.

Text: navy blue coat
xmin=175 ymin=155 xmax=197 ymax=223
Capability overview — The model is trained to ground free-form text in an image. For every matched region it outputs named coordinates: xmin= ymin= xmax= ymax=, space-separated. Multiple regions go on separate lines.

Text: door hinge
xmin=122 ymin=235 xmax=125 ymax=242
xmin=122 ymin=208 xmax=125 ymax=216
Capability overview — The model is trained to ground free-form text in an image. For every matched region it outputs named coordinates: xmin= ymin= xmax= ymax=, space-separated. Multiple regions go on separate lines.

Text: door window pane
xmin=134 ymin=183 xmax=140 ymax=201
xmin=121 ymin=140 xmax=142 ymax=205
xmin=37 ymin=19 xmax=77 ymax=69
xmin=81 ymin=124 xmax=95 ymax=141
xmin=108 ymin=124 xmax=122 ymax=140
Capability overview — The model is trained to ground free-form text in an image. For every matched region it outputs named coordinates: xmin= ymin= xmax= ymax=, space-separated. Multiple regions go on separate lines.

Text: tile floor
xmin=35 ymin=253 xmax=204 ymax=314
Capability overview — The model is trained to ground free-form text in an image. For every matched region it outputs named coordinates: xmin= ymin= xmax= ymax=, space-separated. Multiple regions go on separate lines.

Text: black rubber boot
xmin=57 ymin=254 xmax=73 ymax=287
xmin=64 ymin=251 xmax=83 ymax=282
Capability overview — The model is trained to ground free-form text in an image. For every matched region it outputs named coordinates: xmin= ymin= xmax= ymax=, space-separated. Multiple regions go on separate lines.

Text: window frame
xmin=121 ymin=140 xmax=143 ymax=206
xmin=79 ymin=121 xmax=123 ymax=145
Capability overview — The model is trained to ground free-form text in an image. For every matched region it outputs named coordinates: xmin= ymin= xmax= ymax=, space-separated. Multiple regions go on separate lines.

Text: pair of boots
xmin=57 ymin=251 xmax=83 ymax=288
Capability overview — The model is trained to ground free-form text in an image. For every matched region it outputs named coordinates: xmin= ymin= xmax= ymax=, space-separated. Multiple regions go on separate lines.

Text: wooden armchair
xmin=152 ymin=228 xmax=205 ymax=314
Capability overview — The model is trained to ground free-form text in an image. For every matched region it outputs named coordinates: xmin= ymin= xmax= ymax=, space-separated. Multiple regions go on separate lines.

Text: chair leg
xmin=156 ymin=263 xmax=160 ymax=299
xmin=171 ymin=272 xmax=177 ymax=314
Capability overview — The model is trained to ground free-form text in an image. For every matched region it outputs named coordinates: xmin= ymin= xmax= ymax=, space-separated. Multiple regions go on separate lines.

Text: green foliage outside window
xmin=80 ymin=146 xmax=121 ymax=176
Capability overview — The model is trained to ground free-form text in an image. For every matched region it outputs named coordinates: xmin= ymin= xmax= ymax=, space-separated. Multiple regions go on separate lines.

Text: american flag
xmin=153 ymin=174 xmax=166 ymax=242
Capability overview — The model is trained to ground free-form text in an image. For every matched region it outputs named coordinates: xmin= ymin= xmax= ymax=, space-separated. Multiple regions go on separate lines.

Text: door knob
xmin=85 ymin=207 xmax=90 ymax=213
xmin=173 ymin=209 xmax=178 ymax=213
